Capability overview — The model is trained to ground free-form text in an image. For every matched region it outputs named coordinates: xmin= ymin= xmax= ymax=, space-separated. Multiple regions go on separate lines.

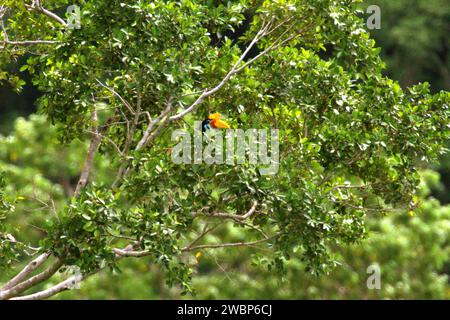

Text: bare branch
xmin=169 ymin=20 xmax=272 ymax=121
xmin=0 ymin=6 xmax=6 ymax=20
xmin=9 ymin=242 xmax=140 ymax=300
xmin=169 ymin=19 xmax=312 ymax=120
xmin=193 ymin=201 xmax=258 ymax=221
xmin=10 ymin=273 xmax=88 ymax=300
xmin=112 ymin=248 xmax=150 ymax=257
xmin=0 ymin=233 xmax=40 ymax=253
xmin=183 ymin=223 xmax=222 ymax=252
xmin=112 ymin=100 xmax=173 ymax=187
xmin=136 ymin=100 xmax=173 ymax=150
xmin=74 ymin=109 xmax=102 ymax=197
xmin=10 ymin=242 xmax=141 ymax=300
xmin=95 ymin=79 xmax=135 ymax=115
xmin=182 ymin=236 xmax=276 ymax=252
xmin=0 ymin=253 xmax=50 ymax=291
xmin=28 ymin=0 xmax=67 ymax=27
xmin=121 ymin=78 xmax=143 ymax=156
xmin=1 ymin=39 xmax=56 ymax=46
xmin=0 ymin=259 xmax=63 ymax=300
xmin=1 ymin=7 xmax=57 ymax=48
xmin=331 ymin=184 xmax=370 ymax=190
xmin=114 ymin=230 xmax=278 ymax=258
xmin=84 ymin=129 xmax=123 ymax=156
xmin=233 ymin=22 xmax=314 ymax=74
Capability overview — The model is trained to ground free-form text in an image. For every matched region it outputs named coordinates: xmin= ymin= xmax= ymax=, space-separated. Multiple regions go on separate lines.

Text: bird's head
xmin=202 ymin=113 xmax=230 ymax=131
xmin=208 ymin=113 xmax=222 ymax=121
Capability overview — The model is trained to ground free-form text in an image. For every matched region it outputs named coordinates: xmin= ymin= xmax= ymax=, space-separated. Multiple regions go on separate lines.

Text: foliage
xmin=191 ymin=170 xmax=450 ymax=299
xmin=0 ymin=0 xmax=449 ymax=299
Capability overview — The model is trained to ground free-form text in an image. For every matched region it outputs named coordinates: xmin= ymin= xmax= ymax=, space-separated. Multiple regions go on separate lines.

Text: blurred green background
xmin=0 ymin=0 xmax=449 ymax=299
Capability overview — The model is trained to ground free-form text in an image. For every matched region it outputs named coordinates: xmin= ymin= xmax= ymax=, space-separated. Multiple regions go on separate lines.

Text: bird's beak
xmin=214 ymin=119 xmax=230 ymax=129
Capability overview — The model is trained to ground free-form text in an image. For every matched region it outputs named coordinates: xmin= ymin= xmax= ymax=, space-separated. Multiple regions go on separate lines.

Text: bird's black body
xmin=202 ymin=118 xmax=211 ymax=132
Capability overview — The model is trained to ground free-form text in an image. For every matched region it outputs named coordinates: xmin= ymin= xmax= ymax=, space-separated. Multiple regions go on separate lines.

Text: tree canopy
xmin=0 ymin=0 xmax=449 ymax=299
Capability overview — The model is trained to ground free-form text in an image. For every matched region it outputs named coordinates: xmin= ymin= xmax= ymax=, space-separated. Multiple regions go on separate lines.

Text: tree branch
xmin=233 ymin=22 xmax=314 ymax=74
xmin=10 ymin=243 xmax=139 ymax=300
xmin=169 ymin=18 xmax=312 ymax=120
xmin=182 ymin=236 xmax=276 ymax=252
xmin=193 ymin=201 xmax=258 ymax=221
xmin=136 ymin=100 xmax=173 ymax=150
xmin=95 ymin=79 xmax=135 ymax=115
xmin=111 ymin=100 xmax=173 ymax=187
xmin=74 ymin=109 xmax=102 ymax=197
xmin=0 ymin=253 xmax=50 ymax=291
xmin=1 ymin=39 xmax=57 ymax=46
xmin=0 ymin=259 xmax=63 ymax=300
xmin=28 ymin=0 xmax=67 ymax=27
xmin=169 ymin=20 xmax=272 ymax=120
xmin=10 ymin=273 xmax=88 ymax=300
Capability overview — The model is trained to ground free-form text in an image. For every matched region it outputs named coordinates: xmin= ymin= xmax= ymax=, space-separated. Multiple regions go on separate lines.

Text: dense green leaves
xmin=0 ymin=0 xmax=449 ymax=297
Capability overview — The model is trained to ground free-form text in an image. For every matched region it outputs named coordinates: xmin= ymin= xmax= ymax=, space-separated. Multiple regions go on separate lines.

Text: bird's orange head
xmin=206 ymin=113 xmax=230 ymax=129
xmin=208 ymin=113 xmax=222 ymax=121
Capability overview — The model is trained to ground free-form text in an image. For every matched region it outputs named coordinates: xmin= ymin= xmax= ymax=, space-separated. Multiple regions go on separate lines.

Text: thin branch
xmin=115 ymin=231 xmax=278 ymax=258
xmin=182 ymin=235 xmax=276 ymax=252
xmin=0 ymin=253 xmax=50 ymax=291
xmin=112 ymin=248 xmax=150 ymax=257
xmin=169 ymin=19 xmax=312 ymax=121
xmin=183 ymin=223 xmax=222 ymax=252
xmin=193 ymin=201 xmax=258 ymax=221
xmin=169 ymin=20 xmax=272 ymax=121
xmin=135 ymin=100 xmax=173 ymax=150
xmin=95 ymin=79 xmax=135 ymax=115
xmin=0 ymin=259 xmax=63 ymax=300
xmin=121 ymin=80 xmax=142 ymax=156
xmin=0 ymin=236 xmax=40 ymax=254
xmin=11 ymin=242 xmax=141 ymax=300
xmin=111 ymin=101 xmax=173 ymax=187
xmin=74 ymin=109 xmax=102 ymax=197
xmin=10 ymin=273 xmax=88 ymax=300
xmin=1 ymin=39 xmax=57 ymax=46
xmin=331 ymin=184 xmax=370 ymax=190
xmin=28 ymin=0 xmax=67 ymax=27
xmin=84 ymin=129 xmax=123 ymax=156
xmin=233 ymin=22 xmax=314 ymax=74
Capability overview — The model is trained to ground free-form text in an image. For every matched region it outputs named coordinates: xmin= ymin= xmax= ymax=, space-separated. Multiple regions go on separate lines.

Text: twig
xmin=183 ymin=223 xmax=222 ymax=252
xmin=84 ymin=129 xmax=123 ymax=156
xmin=193 ymin=201 xmax=258 ymax=221
xmin=135 ymin=100 xmax=173 ymax=150
xmin=28 ymin=0 xmax=67 ymax=27
xmin=169 ymin=20 xmax=272 ymax=120
xmin=1 ymin=39 xmax=56 ymax=46
xmin=74 ymin=109 xmax=102 ymax=197
xmin=95 ymin=79 xmax=135 ymax=115
xmin=169 ymin=19 xmax=312 ymax=120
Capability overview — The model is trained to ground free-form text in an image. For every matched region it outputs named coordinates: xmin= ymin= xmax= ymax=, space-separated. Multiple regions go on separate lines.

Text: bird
xmin=202 ymin=113 xmax=230 ymax=132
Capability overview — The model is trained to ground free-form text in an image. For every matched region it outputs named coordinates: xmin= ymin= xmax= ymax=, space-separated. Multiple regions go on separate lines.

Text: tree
xmin=0 ymin=0 xmax=449 ymax=300
xmin=190 ymin=170 xmax=450 ymax=300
